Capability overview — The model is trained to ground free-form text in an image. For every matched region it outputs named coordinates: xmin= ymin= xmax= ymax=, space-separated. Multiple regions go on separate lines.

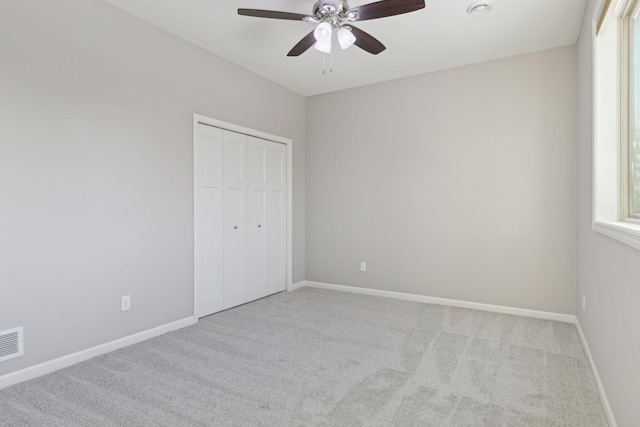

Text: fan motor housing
xmin=313 ymin=0 xmax=351 ymax=16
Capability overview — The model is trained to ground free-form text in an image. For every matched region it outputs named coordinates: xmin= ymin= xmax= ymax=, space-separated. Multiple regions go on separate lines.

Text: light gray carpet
xmin=0 ymin=288 xmax=608 ymax=426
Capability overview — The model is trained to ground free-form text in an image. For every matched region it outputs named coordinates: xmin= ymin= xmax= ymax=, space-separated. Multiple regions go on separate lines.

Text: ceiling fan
xmin=238 ymin=0 xmax=426 ymax=57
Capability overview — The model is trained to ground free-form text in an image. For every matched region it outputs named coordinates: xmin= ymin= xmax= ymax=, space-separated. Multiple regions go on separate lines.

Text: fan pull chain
xmin=330 ymin=49 xmax=333 ymax=73
xmin=321 ymin=52 xmax=333 ymax=76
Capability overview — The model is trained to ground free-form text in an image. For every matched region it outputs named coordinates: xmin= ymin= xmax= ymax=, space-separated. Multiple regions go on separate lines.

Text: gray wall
xmin=306 ymin=46 xmax=578 ymax=314
xmin=0 ymin=0 xmax=305 ymax=376
xmin=577 ymin=0 xmax=640 ymax=424
xmin=8 ymin=5 xmax=635 ymax=423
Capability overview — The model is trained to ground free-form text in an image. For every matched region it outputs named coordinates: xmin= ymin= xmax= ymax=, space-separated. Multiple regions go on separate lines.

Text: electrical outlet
xmin=582 ymin=295 xmax=586 ymax=311
xmin=121 ymin=295 xmax=131 ymax=312
xmin=360 ymin=262 xmax=367 ymax=272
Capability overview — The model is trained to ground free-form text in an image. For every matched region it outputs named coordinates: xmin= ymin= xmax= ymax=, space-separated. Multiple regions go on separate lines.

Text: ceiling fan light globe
xmin=314 ymin=22 xmax=333 ymax=42
xmin=338 ymin=28 xmax=356 ymax=49
xmin=314 ymin=40 xmax=332 ymax=54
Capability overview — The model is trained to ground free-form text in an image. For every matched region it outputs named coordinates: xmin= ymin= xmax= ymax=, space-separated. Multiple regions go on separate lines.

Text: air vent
xmin=0 ymin=327 xmax=24 ymax=362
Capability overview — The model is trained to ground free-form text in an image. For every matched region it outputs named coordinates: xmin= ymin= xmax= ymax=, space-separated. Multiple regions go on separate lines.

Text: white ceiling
xmin=100 ymin=0 xmax=587 ymax=96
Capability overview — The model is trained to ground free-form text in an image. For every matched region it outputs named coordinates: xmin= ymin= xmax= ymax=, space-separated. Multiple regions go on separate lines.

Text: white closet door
xmin=223 ymin=130 xmax=249 ymax=309
xmin=264 ymin=140 xmax=286 ymax=295
xmin=247 ymin=138 xmax=267 ymax=302
xmin=194 ymin=124 xmax=224 ymax=317
xmin=195 ymin=124 xmax=287 ymax=317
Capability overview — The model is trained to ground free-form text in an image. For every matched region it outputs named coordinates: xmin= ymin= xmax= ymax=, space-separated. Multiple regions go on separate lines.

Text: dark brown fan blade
xmin=350 ymin=26 xmax=386 ymax=55
xmin=349 ymin=0 xmax=425 ymax=21
xmin=288 ymin=31 xmax=317 ymax=56
xmin=238 ymin=9 xmax=309 ymax=21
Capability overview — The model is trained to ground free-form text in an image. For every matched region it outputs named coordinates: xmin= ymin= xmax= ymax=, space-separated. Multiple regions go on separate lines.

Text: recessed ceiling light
xmin=467 ymin=1 xmax=492 ymax=16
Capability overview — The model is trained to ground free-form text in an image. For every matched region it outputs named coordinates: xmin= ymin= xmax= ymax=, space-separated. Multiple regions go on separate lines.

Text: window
xmin=630 ymin=7 xmax=640 ymax=219
xmin=593 ymin=0 xmax=640 ymax=249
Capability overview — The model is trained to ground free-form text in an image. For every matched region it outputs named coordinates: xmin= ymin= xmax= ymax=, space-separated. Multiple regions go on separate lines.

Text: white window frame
xmin=627 ymin=0 xmax=640 ymax=221
xmin=593 ymin=0 xmax=640 ymax=250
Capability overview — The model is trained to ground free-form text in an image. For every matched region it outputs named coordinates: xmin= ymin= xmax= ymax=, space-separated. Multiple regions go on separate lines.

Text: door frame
xmin=193 ymin=114 xmax=293 ymax=319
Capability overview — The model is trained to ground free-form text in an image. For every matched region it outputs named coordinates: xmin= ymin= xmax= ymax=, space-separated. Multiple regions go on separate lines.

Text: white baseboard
xmin=575 ymin=320 xmax=617 ymax=427
xmin=0 ymin=316 xmax=195 ymax=390
xmin=288 ymin=280 xmax=306 ymax=291
xmin=300 ymin=281 xmax=576 ymax=323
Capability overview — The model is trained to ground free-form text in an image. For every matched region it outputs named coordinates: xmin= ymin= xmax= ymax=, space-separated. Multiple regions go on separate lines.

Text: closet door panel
xmin=265 ymin=141 xmax=286 ymax=294
xmin=201 ymin=188 xmax=223 ymax=310
xmin=195 ymin=124 xmax=224 ymax=317
xmin=267 ymin=142 xmax=286 ymax=186
xmin=248 ymin=139 xmax=267 ymax=301
xmin=266 ymin=190 xmax=285 ymax=294
xmin=248 ymin=190 xmax=266 ymax=300
xmin=223 ymin=131 xmax=248 ymax=309
xmin=223 ymin=131 xmax=246 ymax=185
